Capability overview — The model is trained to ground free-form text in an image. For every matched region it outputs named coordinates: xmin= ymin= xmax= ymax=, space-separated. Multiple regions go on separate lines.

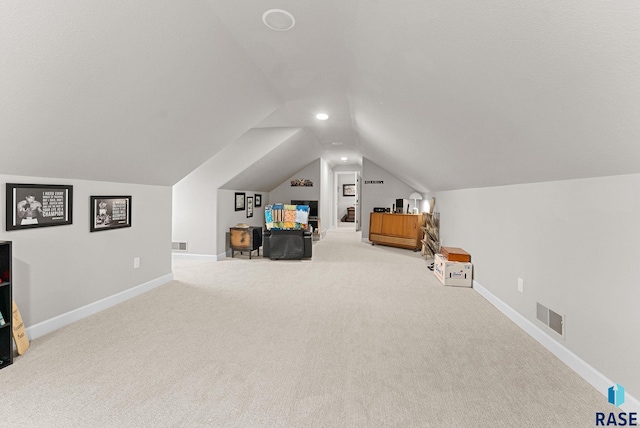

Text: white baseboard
xmin=473 ymin=280 xmax=640 ymax=414
xmin=26 ymin=273 xmax=174 ymax=341
xmin=171 ymin=252 xmax=218 ymax=261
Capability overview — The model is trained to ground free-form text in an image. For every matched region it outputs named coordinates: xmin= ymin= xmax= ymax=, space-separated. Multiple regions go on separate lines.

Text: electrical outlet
xmin=134 ymin=257 xmax=140 ymax=269
xmin=517 ymin=277 xmax=524 ymax=293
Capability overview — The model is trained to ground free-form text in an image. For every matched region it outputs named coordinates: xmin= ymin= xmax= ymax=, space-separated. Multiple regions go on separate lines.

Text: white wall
xmin=172 ymin=128 xmax=296 ymax=257
xmin=1 ymin=174 xmax=172 ymax=330
xmin=216 ymin=188 xmax=267 ymax=257
xmin=266 ymin=159 xmax=336 ymax=238
xmin=268 ymin=160 xmax=320 ymax=207
xmin=434 ymin=173 xmax=640 ymax=399
xmin=360 ymin=158 xmax=415 ymax=240
xmin=319 ymin=158 xmax=332 ymax=237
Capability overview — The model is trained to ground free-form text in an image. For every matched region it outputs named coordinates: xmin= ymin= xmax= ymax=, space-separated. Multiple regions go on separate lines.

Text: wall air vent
xmin=172 ymin=242 xmax=188 ymax=252
xmin=536 ymin=303 xmax=549 ymax=325
xmin=536 ymin=302 xmax=564 ymax=337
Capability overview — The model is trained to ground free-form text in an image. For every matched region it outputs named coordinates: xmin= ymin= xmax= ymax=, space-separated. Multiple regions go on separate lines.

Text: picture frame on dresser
xmin=90 ymin=196 xmax=132 ymax=232
xmin=6 ymin=183 xmax=73 ymax=231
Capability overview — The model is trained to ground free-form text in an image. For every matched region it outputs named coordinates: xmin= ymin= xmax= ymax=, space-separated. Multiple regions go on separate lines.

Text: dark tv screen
xmin=291 ymin=200 xmax=318 ymax=217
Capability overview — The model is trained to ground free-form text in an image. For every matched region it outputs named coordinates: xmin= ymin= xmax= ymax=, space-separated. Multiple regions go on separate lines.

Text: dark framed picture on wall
xmin=246 ymin=196 xmax=253 ymax=218
xmin=254 ymin=194 xmax=262 ymax=207
xmin=6 ymin=183 xmax=73 ymax=231
xmin=90 ymin=196 xmax=132 ymax=232
xmin=235 ymin=192 xmax=245 ymax=211
xmin=343 ymin=184 xmax=356 ymax=196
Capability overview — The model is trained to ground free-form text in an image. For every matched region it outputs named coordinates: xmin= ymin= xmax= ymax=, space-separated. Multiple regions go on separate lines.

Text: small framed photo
xmin=90 ymin=196 xmax=132 ymax=232
xmin=235 ymin=192 xmax=245 ymax=211
xmin=343 ymin=184 xmax=356 ymax=196
xmin=246 ymin=196 xmax=253 ymax=218
xmin=254 ymin=194 xmax=262 ymax=207
xmin=6 ymin=183 xmax=73 ymax=231
xmin=290 ymin=178 xmax=313 ymax=187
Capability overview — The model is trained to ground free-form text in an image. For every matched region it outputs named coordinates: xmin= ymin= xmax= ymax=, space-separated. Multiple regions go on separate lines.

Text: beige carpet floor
xmin=2 ymin=227 xmax=608 ymax=427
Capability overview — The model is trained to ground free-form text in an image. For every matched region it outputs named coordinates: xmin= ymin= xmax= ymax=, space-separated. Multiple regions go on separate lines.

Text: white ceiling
xmin=2 ymin=1 xmax=640 ymax=192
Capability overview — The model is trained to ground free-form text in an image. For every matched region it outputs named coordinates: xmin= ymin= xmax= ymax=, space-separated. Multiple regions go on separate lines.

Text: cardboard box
xmin=434 ymin=253 xmax=473 ymax=287
xmin=440 ymin=246 xmax=471 ymax=262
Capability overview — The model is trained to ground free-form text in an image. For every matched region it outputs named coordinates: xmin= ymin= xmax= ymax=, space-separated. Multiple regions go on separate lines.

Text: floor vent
xmin=537 ymin=302 xmax=564 ymax=337
xmin=172 ymin=241 xmax=188 ymax=252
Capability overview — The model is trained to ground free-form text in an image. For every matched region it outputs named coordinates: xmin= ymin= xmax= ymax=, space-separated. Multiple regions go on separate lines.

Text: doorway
xmin=335 ymin=171 xmax=358 ymax=230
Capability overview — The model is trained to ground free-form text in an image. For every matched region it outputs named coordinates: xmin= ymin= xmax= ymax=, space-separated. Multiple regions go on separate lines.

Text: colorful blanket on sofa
xmin=265 ymin=204 xmax=310 ymax=230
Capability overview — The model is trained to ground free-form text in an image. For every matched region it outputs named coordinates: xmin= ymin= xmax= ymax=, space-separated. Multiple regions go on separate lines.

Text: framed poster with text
xmin=90 ymin=196 xmax=132 ymax=232
xmin=6 ymin=183 xmax=73 ymax=231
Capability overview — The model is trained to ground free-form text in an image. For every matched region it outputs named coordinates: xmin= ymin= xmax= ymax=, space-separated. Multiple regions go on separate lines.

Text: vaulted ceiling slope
xmin=0 ymin=2 xmax=279 ymax=185
xmin=3 ymin=2 xmax=640 ymax=191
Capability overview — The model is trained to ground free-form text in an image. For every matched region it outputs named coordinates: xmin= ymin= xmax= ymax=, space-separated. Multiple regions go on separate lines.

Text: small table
xmin=308 ymin=217 xmax=321 ymax=240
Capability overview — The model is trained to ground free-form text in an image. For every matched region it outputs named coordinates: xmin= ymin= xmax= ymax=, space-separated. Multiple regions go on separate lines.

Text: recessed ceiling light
xmin=341 ymin=157 xmax=348 ymax=161
xmin=332 ymin=142 xmax=343 ymax=145
xmin=262 ymin=9 xmax=296 ymax=31
xmin=316 ymin=113 xmax=329 ymax=120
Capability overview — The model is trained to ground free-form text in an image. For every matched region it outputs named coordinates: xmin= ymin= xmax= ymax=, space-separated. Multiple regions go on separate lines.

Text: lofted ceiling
xmin=2 ymin=1 xmax=640 ymax=192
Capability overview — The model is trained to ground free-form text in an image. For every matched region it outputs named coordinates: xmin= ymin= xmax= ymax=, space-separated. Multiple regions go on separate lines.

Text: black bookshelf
xmin=0 ymin=241 xmax=12 ymax=369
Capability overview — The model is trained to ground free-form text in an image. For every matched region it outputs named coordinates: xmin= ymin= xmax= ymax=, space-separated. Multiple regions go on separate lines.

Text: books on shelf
xmin=0 ymin=310 xmax=5 ymax=326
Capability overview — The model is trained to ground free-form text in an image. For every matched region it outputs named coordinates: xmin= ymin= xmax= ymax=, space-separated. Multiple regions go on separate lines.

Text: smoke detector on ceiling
xmin=262 ymin=9 xmax=296 ymax=31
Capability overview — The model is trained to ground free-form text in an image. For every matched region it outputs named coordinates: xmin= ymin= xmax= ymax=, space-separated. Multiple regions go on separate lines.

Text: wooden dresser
xmin=346 ymin=207 xmax=355 ymax=222
xmin=369 ymin=212 xmax=425 ymax=250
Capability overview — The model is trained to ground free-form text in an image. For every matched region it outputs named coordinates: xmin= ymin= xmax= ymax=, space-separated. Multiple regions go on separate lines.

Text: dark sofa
xmin=263 ymin=229 xmax=312 ymax=260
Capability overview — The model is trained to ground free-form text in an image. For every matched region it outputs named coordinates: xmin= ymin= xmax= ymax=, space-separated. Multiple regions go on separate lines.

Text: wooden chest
xmin=346 ymin=207 xmax=355 ymax=222
xmin=230 ymin=226 xmax=262 ymax=259
xmin=440 ymin=246 xmax=471 ymax=262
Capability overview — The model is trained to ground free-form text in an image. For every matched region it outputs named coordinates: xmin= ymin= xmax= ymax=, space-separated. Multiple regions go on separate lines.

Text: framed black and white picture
xmin=290 ymin=178 xmax=313 ymax=187
xmin=90 ymin=196 xmax=132 ymax=232
xmin=254 ymin=194 xmax=262 ymax=207
xmin=235 ymin=192 xmax=245 ymax=211
xmin=343 ymin=184 xmax=356 ymax=196
xmin=246 ymin=196 xmax=253 ymax=218
xmin=6 ymin=183 xmax=73 ymax=231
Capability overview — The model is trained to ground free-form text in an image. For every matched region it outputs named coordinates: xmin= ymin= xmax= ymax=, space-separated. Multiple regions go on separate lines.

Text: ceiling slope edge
xmin=175 ymin=127 xmax=303 ymax=190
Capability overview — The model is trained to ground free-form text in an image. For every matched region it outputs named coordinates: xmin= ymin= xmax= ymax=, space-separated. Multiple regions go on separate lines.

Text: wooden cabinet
xmin=369 ymin=213 xmax=425 ymax=250
xmin=0 ymin=241 xmax=12 ymax=370
xmin=370 ymin=212 xmax=383 ymax=234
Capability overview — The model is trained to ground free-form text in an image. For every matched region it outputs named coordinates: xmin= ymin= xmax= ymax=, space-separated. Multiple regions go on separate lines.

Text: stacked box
xmin=434 ymin=253 xmax=473 ymax=287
